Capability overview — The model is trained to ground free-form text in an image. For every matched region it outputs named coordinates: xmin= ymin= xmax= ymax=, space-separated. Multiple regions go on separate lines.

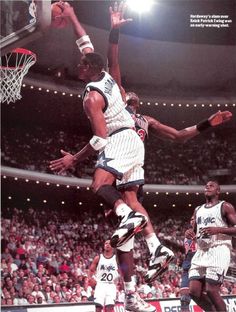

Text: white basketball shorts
xmin=96 ymin=129 xmax=145 ymax=187
xmin=189 ymin=244 xmax=231 ymax=284
xmin=94 ymin=282 xmax=117 ymax=307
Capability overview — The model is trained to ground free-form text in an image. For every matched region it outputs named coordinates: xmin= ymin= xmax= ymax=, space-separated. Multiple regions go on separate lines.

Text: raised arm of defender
xmin=107 ymin=2 xmax=132 ymax=101
xmin=146 ymin=110 xmax=232 ymax=143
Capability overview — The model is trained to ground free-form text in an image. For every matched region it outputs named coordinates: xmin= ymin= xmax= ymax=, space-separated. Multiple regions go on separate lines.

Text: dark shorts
xmin=181 ymin=270 xmax=190 ymax=288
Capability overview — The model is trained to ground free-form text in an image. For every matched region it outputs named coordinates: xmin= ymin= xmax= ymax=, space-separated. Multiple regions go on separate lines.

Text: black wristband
xmin=109 ymin=28 xmax=120 ymax=44
xmin=196 ymin=119 xmax=211 ymax=132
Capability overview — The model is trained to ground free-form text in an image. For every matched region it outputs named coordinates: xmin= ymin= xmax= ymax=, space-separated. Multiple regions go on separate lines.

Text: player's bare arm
xmin=49 ymin=92 xmax=107 ymax=174
xmin=108 ymin=2 xmax=132 ymax=98
xmin=69 ymin=92 xmax=108 ymax=165
xmin=49 ymin=143 xmax=96 ymax=174
xmin=59 ymin=2 xmax=94 ymax=55
xmin=146 ymin=110 xmax=232 ymax=143
xmin=108 ymin=2 xmax=122 ymax=87
xmin=89 ymin=255 xmax=100 ymax=278
xmin=88 ymin=255 xmax=99 ymax=287
xmin=192 ymin=211 xmax=198 ymax=234
xmin=83 ymin=91 xmax=107 ymax=139
xmin=201 ymin=202 xmax=236 ymax=237
xmin=185 ymin=228 xmax=196 ymax=240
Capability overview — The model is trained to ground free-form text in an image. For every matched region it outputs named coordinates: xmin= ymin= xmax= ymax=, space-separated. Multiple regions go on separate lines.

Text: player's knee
xmin=180 ymin=294 xmax=191 ymax=311
xmin=189 ymin=290 xmax=200 ymax=301
xmin=96 ymin=185 xmax=122 ymax=208
xmin=206 ymin=288 xmax=219 ymax=299
xmin=117 ymin=237 xmax=134 ymax=252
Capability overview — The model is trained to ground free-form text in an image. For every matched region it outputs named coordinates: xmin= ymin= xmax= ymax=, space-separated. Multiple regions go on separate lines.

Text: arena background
xmin=1 ymin=0 xmax=236 ymax=310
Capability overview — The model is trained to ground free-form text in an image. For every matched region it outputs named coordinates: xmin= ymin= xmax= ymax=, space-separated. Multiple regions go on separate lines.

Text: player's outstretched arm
xmin=108 ymin=2 xmax=132 ymax=96
xmin=50 ymin=92 xmax=108 ymax=174
xmin=49 ymin=149 xmax=75 ymax=174
xmin=146 ymin=110 xmax=232 ymax=143
xmin=49 ymin=145 xmax=95 ymax=175
xmin=58 ymin=1 xmax=94 ymax=55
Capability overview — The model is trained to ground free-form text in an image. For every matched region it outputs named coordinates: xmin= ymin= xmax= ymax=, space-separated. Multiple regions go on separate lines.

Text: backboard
xmin=0 ymin=0 xmax=51 ymax=56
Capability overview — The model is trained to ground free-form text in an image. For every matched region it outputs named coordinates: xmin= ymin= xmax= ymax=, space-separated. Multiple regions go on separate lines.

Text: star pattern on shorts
xmin=216 ymin=272 xmax=224 ymax=284
xmin=97 ymin=152 xmax=113 ymax=167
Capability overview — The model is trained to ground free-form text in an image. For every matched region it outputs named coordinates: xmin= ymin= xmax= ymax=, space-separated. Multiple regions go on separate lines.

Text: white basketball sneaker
xmin=125 ymin=292 xmax=156 ymax=312
xmin=110 ymin=211 xmax=147 ymax=248
xmin=145 ymin=245 xmax=174 ymax=283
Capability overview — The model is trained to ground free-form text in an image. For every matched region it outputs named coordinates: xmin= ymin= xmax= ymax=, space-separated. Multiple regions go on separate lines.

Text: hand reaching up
xmin=109 ymin=1 xmax=133 ymax=29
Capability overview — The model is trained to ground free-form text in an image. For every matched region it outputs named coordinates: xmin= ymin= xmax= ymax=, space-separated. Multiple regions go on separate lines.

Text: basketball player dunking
xmin=49 ymin=4 xmax=160 ymax=311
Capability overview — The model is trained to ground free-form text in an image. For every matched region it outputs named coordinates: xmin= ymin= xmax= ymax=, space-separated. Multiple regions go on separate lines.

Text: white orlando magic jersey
xmin=195 ymin=201 xmax=232 ymax=250
xmin=83 ymin=71 xmax=134 ymax=135
xmin=95 ymin=254 xmax=119 ymax=284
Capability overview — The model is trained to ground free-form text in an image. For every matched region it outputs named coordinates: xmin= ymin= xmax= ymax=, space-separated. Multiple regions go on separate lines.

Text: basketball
xmin=51 ymin=2 xmax=69 ymax=28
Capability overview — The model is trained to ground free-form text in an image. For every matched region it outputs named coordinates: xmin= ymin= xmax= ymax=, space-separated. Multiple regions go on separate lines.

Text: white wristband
xmin=76 ymin=35 xmax=94 ymax=54
xmin=76 ymin=35 xmax=90 ymax=46
xmin=78 ymin=42 xmax=94 ymax=54
xmin=89 ymin=135 xmax=107 ymax=151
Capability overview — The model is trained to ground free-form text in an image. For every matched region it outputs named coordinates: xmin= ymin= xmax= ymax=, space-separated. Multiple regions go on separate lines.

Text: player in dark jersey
xmin=107 ymin=1 xmax=232 ymax=290
xmin=180 ymin=217 xmax=197 ymax=312
xmin=125 ymin=97 xmax=149 ymax=142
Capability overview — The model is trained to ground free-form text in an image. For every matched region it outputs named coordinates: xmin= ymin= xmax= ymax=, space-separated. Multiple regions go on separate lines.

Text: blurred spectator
xmin=13 ymin=289 xmax=28 ymax=305
xmin=1 ymin=205 xmax=235 ymax=307
xmin=26 ymin=294 xmax=36 ymax=304
xmin=2 ymin=127 xmax=236 ymax=185
xmin=31 ymin=284 xmax=46 ymax=303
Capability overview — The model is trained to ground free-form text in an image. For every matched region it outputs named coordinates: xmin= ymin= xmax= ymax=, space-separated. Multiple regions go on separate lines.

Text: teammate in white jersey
xmin=189 ymin=181 xmax=236 ymax=312
xmin=107 ymin=1 xmax=233 ymax=290
xmin=89 ymin=240 xmax=119 ymax=312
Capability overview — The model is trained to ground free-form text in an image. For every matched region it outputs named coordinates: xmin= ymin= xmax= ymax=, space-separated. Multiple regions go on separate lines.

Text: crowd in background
xmin=2 ymin=126 xmax=236 ymax=185
xmin=1 ymin=206 xmax=236 ymax=306
xmin=2 ymin=93 xmax=236 ymax=306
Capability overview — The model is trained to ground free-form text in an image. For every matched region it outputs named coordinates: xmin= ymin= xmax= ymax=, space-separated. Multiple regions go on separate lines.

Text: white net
xmin=0 ymin=48 xmax=36 ymax=104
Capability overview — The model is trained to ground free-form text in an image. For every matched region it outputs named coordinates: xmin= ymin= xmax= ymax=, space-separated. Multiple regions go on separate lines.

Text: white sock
xmin=145 ymin=233 xmax=161 ymax=254
xmin=115 ymin=203 xmax=132 ymax=218
xmin=131 ymin=275 xmax=136 ymax=284
xmin=124 ymin=281 xmax=136 ymax=293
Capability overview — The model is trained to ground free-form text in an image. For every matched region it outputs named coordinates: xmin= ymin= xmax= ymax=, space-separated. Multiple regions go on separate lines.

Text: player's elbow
xmin=174 ymin=131 xmax=191 ymax=143
xmin=170 ymin=133 xmax=187 ymax=143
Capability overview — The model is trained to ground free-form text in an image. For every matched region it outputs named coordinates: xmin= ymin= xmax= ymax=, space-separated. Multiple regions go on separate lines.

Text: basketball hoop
xmin=0 ymin=48 xmax=36 ymax=104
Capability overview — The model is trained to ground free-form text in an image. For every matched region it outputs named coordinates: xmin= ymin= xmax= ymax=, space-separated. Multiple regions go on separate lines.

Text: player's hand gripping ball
xmin=51 ymin=1 xmax=69 ymax=28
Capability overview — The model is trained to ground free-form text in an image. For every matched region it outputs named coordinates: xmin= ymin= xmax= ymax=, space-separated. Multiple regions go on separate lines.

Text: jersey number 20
xmin=101 ymin=273 xmax=113 ymax=282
